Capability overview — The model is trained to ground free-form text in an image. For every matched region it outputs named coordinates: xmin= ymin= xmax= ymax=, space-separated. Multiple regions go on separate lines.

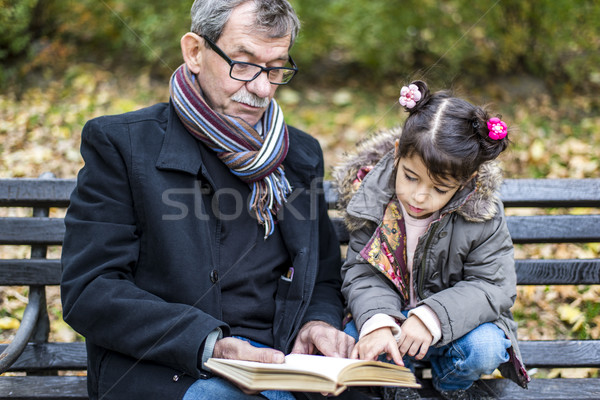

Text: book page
xmin=207 ymin=354 xmax=357 ymax=381
xmin=282 ymin=354 xmax=366 ymax=381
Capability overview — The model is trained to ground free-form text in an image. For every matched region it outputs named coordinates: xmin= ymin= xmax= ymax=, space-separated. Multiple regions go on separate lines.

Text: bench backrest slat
xmin=520 ymin=340 xmax=600 ymax=368
xmin=331 ymin=215 xmax=600 ymax=245
xmin=0 ymin=218 xmax=65 ymax=245
xmin=0 ymin=259 xmax=62 ymax=286
xmin=0 ymin=343 xmax=87 ymax=371
xmin=3 ymin=177 xmax=598 ymax=209
xmin=324 ymin=179 xmax=600 ymax=209
xmin=515 ymin=259 xmax=600 ymax=285
xmin=2 ymin=255 xmax=597 ymax=287
xmin=500 ymin=178 xmax=600 ymax=207
xmin=506 ymin=215 xmax=600 ymax=244
xmin=0 ymin=178 xmax=74 ymax=207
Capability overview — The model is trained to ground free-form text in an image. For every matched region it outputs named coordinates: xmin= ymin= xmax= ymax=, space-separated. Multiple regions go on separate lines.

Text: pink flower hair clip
xmin=487 ymin=117 xmax=507 ymax=140
xmin=399 ymin=84 xmax=421 ymax=109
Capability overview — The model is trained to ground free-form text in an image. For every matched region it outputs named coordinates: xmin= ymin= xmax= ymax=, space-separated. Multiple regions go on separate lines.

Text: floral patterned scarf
xmin=359 ymin=197 xmax=411 ymax=303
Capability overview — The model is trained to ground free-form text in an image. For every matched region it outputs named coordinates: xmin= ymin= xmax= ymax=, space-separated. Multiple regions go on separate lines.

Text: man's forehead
xmin=222 ymin=2 xmax=292 ymax=47
xmin=225 ymin=1 xmax=258 ymax=32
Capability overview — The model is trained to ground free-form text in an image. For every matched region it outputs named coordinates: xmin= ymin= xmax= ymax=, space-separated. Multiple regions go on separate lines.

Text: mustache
xmin=231 ymin=90 xmax=270 ymax=108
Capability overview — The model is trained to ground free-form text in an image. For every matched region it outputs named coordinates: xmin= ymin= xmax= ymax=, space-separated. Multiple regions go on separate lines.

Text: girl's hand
xmin=350 ymin=327 xmax=404 ymax=366
xmin=397 ymin=315 xmax=433 ymax=360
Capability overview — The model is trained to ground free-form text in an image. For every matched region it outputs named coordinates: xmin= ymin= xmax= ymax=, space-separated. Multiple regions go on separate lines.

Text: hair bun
xmin=399 ymin=80 xmax=430 ymax=114
xmin=472 ymin=108 xmax=509 ymax=160
xmin=487 ymin=117 xmax=508 ymax=140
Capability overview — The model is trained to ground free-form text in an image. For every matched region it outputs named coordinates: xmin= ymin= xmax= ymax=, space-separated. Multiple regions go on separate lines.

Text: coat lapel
xmin=155 ymin=102 xmax=204 ymax=176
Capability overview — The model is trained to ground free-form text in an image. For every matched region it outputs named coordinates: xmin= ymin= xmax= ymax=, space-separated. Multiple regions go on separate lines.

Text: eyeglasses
xmin=201 ymin=35 xmax=298 ymax=85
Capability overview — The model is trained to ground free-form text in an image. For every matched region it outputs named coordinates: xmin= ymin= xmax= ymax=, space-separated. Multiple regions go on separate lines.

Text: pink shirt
xmin=399 ymin=201 xmax=438 ymax=309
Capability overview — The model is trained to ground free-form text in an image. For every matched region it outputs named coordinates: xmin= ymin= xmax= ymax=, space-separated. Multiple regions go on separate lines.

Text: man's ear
xmin=181 ymin=32 xmax=204 ymax=74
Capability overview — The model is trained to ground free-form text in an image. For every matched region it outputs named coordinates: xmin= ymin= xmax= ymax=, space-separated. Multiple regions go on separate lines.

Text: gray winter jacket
xmin=335 ymin=129 xmax=529 ymax=388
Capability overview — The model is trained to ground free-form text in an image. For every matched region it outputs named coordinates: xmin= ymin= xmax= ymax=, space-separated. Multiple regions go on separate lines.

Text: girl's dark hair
xmin=397 ymin=80 xmax=509 ymax=184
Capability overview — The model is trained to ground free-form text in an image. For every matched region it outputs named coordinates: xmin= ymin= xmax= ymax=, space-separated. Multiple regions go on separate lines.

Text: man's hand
xmin=211 ymin=337 xmax=285 ymax=395
xmin=290 ymin=320 xmax=355 ymax=358
xmin=213 ymin=337 xmax=285 ymax=364
xmin=397 ymin=315 xmax=432 ymax=360
xmin=350 ymin=327 xmax=404 ymax=366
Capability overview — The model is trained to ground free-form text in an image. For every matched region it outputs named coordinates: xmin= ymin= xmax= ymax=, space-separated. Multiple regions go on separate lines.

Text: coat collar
xmin=346 ymin=150 xmax=396 ymax=226
xmin=155 ymin=101 xmax=204 ymax=176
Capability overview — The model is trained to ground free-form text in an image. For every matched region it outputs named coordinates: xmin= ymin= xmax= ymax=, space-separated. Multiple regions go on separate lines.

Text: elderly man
xmin=61 ymin=1 xmax=356 ymax=399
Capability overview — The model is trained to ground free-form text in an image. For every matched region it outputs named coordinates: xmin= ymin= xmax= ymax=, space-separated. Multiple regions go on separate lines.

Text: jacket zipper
xmin=417 ymin=223 xmax=437 ymax=300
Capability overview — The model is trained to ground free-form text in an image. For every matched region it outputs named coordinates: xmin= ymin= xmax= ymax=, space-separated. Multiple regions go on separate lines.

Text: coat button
xmin=210 ymin=269 xmax=219 ymax=283
xmin=172 ymin=374 xmax=180 ymax=382
xmin=200 ymin=182 xmax=214 ymax=195
xmin=439 ymin=231 xmax=448 ymax=238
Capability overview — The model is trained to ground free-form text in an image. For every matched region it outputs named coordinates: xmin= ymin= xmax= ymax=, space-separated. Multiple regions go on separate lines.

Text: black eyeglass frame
xmin=201 ymin=35 xmax=298 ymax=85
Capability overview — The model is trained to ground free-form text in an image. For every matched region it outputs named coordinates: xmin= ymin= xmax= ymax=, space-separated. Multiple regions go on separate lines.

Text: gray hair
xmin=190 ymin=0 xmax=300 ymax=48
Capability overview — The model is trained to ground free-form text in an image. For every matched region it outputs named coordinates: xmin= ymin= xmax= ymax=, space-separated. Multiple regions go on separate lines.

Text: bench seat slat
xmin=0 ymin=376 xmax=599 ymax=400
xmin=4 ymin=340 xmax=597 ymax=372
xmin=479 ymin=378 xmax=600 ymax=400
xmin=417 ymin=378 xmax=600 ymax=400
xmin=0 ymin=376 xmax=87 ymax=400
xmin=0 ymin=259 xmax=62 ymax=285
xmin=0 ymin=217 xmax=65 ymax=245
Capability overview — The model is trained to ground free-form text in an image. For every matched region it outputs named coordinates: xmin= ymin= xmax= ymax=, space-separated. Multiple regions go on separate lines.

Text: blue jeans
xmin=183 ymin=337 xmax=295 ymax=400
xmin=344 ymin=319 xmax=510 ymax=391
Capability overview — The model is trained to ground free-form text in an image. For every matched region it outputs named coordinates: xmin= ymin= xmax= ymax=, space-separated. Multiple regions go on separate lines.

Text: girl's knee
xmin=459 ymin=323 xmax=511 ymax=373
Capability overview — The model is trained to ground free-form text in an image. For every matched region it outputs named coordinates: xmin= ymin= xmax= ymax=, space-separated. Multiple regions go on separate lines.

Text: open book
xmin=205 ymin=354 xmax=420 ymax=396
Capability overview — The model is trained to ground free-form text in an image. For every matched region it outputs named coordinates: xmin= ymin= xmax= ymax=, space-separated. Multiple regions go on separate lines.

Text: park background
xmin=0 ymin=0 xmax=598 ymax=380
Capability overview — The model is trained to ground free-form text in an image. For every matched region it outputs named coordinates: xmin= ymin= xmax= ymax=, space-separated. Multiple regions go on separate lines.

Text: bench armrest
xmin=0 ymin=286 xmax=45 ymax=373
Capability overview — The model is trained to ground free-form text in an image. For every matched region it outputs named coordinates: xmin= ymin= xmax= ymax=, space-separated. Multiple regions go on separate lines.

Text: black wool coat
xmin=61 ymin=102 xmax=344 ymax=400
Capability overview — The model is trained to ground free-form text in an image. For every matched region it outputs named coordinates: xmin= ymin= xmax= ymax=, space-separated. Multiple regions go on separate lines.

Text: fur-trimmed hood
xmin=333 ymin=128 xmax=504 ymax=232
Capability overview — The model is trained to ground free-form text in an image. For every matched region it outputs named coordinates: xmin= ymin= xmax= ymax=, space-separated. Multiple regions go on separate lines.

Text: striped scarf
xmin=169 ymin=64 xmax=291 ymax=238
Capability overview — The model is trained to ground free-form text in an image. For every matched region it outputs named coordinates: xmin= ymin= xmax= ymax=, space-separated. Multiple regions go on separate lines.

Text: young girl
xmin=336 ymin=81 xmax=530 ymax=399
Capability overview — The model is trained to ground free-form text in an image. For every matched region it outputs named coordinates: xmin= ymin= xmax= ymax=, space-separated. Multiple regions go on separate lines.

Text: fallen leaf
xmin=0 ymin=317 xmax=21 ymax=330
xmin=557 ymin=304 xmax=584 ymax=325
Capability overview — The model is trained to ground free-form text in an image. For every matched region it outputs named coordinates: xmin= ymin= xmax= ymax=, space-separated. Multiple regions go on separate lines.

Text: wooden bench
xmin=0 ymin=175 xmax=599 ymax=399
